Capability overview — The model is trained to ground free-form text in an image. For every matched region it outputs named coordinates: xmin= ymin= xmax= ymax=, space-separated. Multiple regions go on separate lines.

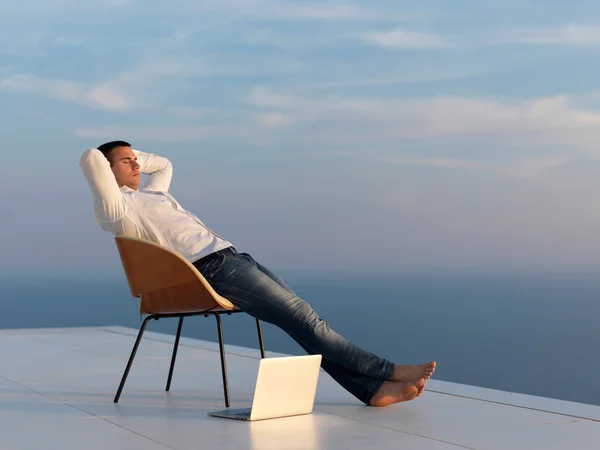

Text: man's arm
xmin=133 ymin=149 xmax=173 ymax=192
xmin=80 ymin=149 xmax=127 ymax=228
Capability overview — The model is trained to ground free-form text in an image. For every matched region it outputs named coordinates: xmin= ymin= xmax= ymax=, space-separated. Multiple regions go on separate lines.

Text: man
xmin=80 ymin=141 xmax=436 ymax=407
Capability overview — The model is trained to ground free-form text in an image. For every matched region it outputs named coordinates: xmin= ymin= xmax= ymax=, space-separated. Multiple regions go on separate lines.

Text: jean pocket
xmin=199 ymin=254 xmax=226 ymax=280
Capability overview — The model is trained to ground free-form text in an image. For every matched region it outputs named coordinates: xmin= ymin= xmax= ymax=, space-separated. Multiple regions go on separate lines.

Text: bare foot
xmin=369 ymin=378 xmax=427 ymax=407
xmin=416 ymin=381 xmax=426 ymax=397
xmin=392 ymin=361 xmax=436 ymax=382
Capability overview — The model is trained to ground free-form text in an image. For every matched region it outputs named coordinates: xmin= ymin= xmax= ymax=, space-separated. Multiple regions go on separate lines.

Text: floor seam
xmin=96 ymin=326 xmax=266 ymax=361
xmin=0 ymin=374 xmax=178 ymax=450
xmin=315 ymin=408 xmax=478 ymax=450
xmin=426 ymin=389 xmax=600 ymax=423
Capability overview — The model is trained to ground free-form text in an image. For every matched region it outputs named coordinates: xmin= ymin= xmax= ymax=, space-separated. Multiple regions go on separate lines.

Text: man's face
xmin=110 ymin=146 xmax=140 ymax=190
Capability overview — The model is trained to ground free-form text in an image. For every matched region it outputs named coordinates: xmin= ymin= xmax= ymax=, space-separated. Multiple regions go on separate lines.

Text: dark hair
xmin=97 ymin=140 xmax=131 ymax=164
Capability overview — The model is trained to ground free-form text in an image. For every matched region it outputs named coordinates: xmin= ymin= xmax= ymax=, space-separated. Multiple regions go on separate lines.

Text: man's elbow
xmin=79 ymin=148 xmax=95 ymax=167
xmin=161 ymin=159 xmax=174 ymax=180
xmin=79 ymin=148 xmax=105 ymax=169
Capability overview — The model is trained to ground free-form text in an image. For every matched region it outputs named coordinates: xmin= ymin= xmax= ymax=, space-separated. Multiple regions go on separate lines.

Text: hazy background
xmin=2 ymin=0 xmax=600 ymax=275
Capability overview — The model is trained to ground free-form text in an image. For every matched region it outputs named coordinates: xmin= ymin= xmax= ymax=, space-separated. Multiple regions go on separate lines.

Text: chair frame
xmin=113 ymin=310 xmax=265 ymax=407
xmin=112 ymin=236 xmax=266 ymax=408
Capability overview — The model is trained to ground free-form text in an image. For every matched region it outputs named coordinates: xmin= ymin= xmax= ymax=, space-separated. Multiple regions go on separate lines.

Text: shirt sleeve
xmin=79 ymin=149 xmax=128 ymax=228
xmin=133 ymin=149 xmax=173 ymax=192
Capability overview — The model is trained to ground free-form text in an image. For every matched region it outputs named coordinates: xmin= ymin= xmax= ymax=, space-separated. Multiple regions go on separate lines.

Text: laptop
xmin=208 ymin=354 xmax=322 ymax=421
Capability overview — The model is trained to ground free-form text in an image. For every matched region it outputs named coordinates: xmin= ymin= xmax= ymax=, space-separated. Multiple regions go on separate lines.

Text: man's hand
xmin=131 ymin=149 xmax=173 ymax=192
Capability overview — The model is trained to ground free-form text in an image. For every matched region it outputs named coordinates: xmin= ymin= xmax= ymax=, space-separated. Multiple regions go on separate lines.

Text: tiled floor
xmin=0 ymin=326 xmax=598 ymax=449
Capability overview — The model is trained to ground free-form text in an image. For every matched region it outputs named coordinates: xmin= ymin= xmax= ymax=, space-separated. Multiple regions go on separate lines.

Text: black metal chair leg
xmin=114 ymin=314 xmax=155 ymax=403
xmin=215 ymin=313 xmax=230 ymax=407
xmin=166 ymin=317 xmax=184 ymax=392
xmin=256 ymin=319 xmax=266 ymax=359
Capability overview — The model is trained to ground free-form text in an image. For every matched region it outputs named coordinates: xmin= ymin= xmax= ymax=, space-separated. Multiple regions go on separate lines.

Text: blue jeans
xmin=194 ymin=249 xmax=394 ymax=405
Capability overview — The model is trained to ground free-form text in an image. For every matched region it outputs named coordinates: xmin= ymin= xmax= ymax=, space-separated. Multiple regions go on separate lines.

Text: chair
xmin=113 ymin=236 xmax=266 ymax=407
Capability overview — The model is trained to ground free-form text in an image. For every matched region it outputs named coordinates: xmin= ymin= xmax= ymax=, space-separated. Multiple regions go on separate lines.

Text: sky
xmin=2 ymin=0 xmax=600 ymax=275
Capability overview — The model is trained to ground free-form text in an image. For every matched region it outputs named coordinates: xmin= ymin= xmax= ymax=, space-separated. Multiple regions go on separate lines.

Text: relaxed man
xmin=80 ymin=141 xmax=436 ymax=406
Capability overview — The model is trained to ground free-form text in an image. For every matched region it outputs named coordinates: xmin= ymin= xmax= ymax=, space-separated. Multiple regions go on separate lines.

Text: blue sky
xmin=2 ymin=0 xmax=600 ymax=274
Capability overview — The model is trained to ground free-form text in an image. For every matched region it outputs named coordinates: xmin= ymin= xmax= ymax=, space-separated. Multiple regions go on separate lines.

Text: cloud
xmin=0 ymin=21 xmax=307 ymax=110
xmin=77 ymin=88 xmax=597 ymax=180
xmin=165 ymin=106 xmax=222 ymax=120
xmin=247 ymin=88 xmax=600 ymax=149
xmin=3 ymin=0 xmax=410 ymax=23
xmin=247 ymin=2 xmax=379 ymax=21
xmin=86 ymin=83 xmax=130 ymax=110
xmin=302 ymin=69 xmax=485 ymax=89
xmin=509 ymin=156 xmax=571 ymax=177
xmin=73 ymin=88 xmax=600 ymax=159
xmin=255 ymin=112 xmax=297 ymax=128
xmin=131 ymin=1 xmax=414 ymax=22
xmin=363 ymin=28 xmax=450 ymax=49
xmin=0 ymin=74 xmax=130 ymax=110
xmin=0 ymin=50 xmax=302 ymax=112
xmin=0 ymin=0 xmax=133 ymax=16
xmin=495 ymin=24 xmax=600 ymax=46
xmin=378 ymin=155 xmax=571 ymax=178
xmin=412 ymin=96 xmax=600 ymax=138
xmin=240 ymin=87 xmax=600 ymax=177
xmin=75 ymin=124 xmax=251 ymax=142
xmin=364 ymin=24 xmax=600 ymax=50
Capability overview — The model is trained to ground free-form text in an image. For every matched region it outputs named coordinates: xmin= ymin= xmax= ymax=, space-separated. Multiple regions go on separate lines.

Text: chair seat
xmin=138 ymin=280 xmax=236 ymax=315
xmin=142 ymin=307 xmax=242 ymax=317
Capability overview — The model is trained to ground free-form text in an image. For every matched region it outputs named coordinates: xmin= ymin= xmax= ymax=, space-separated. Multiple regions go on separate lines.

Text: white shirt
xmin=80 ymin=148 xmax=233 ymax=263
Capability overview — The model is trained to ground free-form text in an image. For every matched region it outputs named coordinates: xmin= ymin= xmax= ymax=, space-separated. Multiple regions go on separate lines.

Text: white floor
xmin=0 ymin=326 xmax=598 ymax=450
